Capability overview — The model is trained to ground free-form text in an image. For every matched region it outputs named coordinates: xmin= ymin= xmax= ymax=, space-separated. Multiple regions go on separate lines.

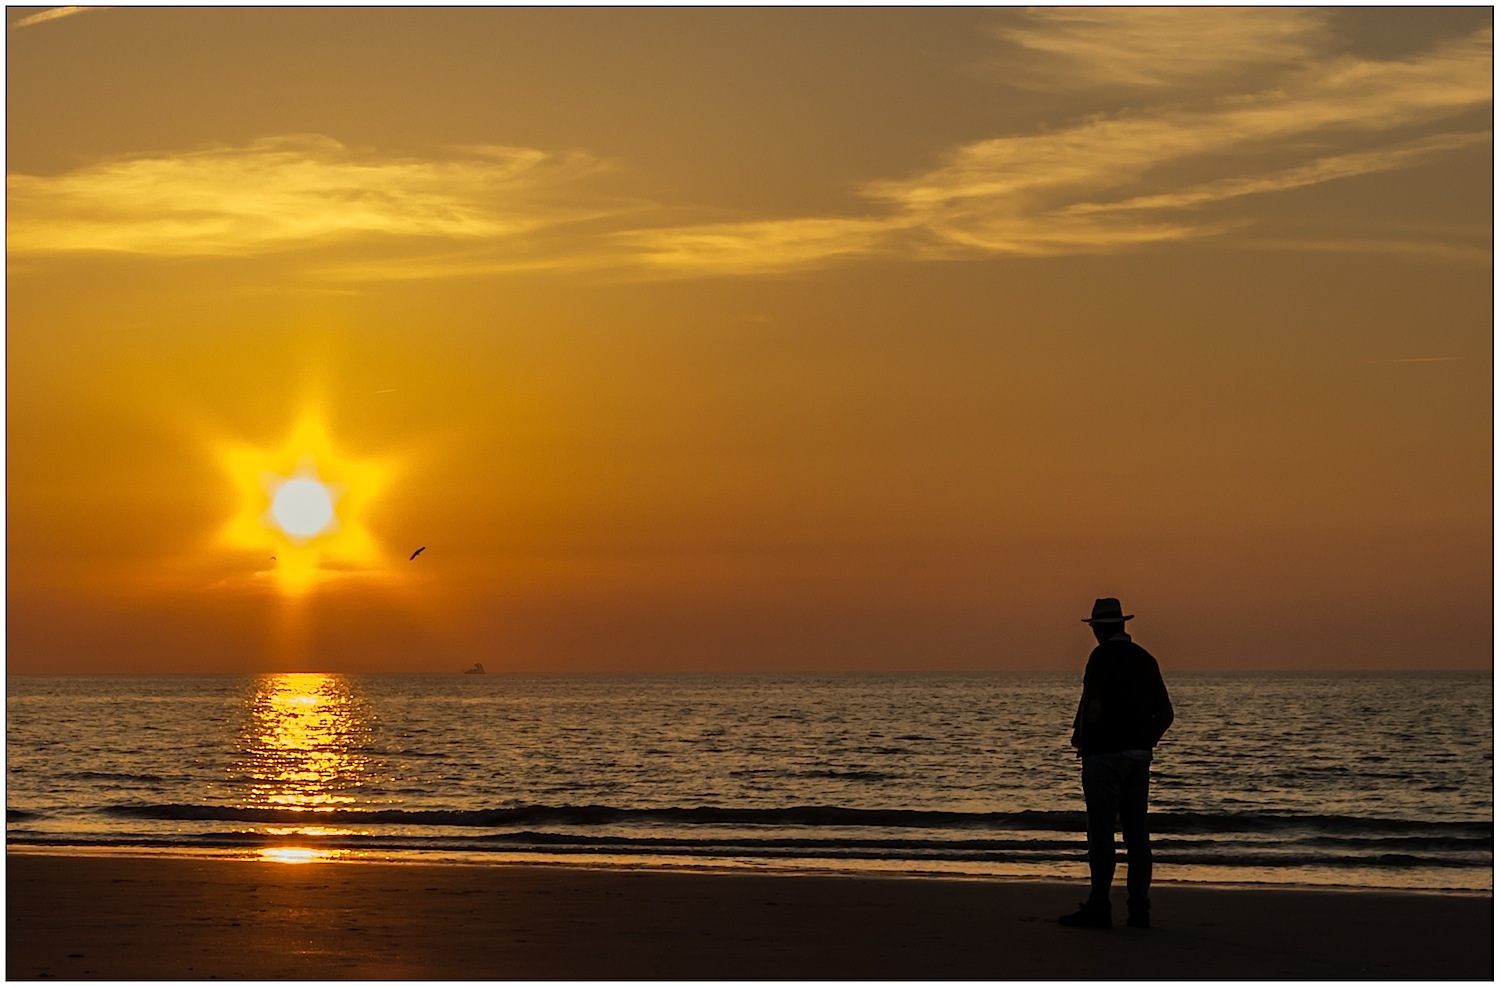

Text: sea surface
xmin=6 ymin=671 xmax=1492 ymax=892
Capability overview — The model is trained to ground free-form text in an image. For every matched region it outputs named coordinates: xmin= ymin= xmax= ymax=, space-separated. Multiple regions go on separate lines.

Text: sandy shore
xmin=6 ymin=852 xmax=1492 ymax=980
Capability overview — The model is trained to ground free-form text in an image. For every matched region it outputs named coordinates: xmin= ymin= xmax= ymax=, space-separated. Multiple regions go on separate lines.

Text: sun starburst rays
xmin=219 ymin=411 xmax=391 ymax=594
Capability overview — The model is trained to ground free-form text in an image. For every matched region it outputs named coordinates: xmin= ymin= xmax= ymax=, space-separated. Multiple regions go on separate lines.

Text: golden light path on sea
xmin=239 ymin=673 xmax=372 ymax=863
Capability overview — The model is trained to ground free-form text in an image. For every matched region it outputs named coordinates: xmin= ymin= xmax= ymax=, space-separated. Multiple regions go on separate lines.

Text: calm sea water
xmin=6 ymin=672 xmax=1492 ymax=891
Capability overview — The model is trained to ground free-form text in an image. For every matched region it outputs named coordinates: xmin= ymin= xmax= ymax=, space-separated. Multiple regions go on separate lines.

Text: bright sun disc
xmin=271 ymin=478 xmax=335 ymax=537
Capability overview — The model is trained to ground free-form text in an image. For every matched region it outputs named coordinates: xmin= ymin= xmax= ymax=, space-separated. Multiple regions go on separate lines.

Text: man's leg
xmin=1119 ymin=758 xmax=1152 ymax=924
xmin=1081 ymin=755 xmax=1124 ymax=905
xmin=1060 ymin=755 xmax=1123 ymax=927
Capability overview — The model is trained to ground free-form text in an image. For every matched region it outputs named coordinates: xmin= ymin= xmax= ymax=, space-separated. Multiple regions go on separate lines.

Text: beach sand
xmin=6 ymin=852 xmax=1492 ymax=980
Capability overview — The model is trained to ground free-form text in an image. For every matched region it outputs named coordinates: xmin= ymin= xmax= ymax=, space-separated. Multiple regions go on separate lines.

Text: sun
xmin=265 ymin=466 xmax=341 ymax=541
xmin=218 ymin=408 xmax=391 ymax=593
xmin=271 ymin=478 xmax=335 ymax=537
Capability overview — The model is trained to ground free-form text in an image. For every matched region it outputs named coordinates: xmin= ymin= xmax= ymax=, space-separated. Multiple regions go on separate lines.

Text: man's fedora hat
xmin=1083 ymin=597 xmax=1134 ymax=624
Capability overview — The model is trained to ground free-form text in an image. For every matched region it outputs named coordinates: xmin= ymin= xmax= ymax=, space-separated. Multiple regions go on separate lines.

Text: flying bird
xmin=409 ymin=546 xmax=426 ymax=560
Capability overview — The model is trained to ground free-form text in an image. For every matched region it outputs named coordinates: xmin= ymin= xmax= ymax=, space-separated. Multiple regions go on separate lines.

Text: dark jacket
xmin=1072 ymin=636 xmax=1174 ymax=756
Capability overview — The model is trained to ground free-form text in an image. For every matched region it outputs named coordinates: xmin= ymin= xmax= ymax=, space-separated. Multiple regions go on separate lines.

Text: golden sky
xmin=6 ymin=7 xmax=1492 ymax=673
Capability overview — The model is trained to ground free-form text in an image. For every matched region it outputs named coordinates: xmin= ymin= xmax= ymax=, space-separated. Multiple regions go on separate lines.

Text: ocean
xmin=6 ymin=671 xmax=1492 ymax=892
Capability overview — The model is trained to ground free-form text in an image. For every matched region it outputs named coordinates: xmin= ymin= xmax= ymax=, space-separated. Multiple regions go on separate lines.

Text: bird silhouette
xmin=409 ymin=546 xmax=426 ymax=560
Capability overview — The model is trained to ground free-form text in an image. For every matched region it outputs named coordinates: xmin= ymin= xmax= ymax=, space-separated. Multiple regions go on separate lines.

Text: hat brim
xmin=1082 ymin=614 xmax=1133 ymax=623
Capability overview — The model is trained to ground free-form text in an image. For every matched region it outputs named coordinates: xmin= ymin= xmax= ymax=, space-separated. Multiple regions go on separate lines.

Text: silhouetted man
xmin=1059 ymin=597 xmax=1173 ymax=930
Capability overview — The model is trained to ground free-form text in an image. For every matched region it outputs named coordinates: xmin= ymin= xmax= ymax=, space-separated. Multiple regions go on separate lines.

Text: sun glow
xmin=269 ymin=474 xmax=338 ymax=539
xmin=218 ymin=409 xmax=392 ymax=594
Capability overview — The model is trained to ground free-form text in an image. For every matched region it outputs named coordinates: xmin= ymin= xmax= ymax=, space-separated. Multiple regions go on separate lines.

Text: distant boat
xmin=463 ymin=663 xmax=485 ymax=675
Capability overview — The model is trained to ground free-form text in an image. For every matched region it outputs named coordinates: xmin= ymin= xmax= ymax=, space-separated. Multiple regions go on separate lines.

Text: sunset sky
xmin=7 ymin=6 xmax=1492 ymax=674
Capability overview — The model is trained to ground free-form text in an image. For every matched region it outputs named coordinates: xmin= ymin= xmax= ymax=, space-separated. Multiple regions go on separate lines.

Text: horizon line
xmin=8 ymin=667 xmax=1490 ymax=677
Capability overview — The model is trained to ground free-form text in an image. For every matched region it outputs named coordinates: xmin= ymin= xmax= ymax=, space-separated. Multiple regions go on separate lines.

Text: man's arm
xmin=1070 ymin=653 xmax=1099 ymax=751
xmin=1151 ymin=665 xmax=1174 ymax=744
xmin=1070 ymin=691 xmax=1085 ymax=750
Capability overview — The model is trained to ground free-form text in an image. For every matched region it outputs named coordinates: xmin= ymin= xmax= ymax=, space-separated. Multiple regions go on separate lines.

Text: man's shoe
xmin=1127 ymin=910 xmax=1150 ymax=928
xmin=1058 ymin=901 xmax=1112 ymax=929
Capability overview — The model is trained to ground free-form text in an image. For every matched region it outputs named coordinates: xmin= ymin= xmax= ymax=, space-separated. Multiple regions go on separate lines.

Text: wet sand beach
xmin=6 ymin=852 xmax=1492 ymax=980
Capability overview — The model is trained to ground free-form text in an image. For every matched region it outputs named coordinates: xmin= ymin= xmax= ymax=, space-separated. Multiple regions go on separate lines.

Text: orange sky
xmin=6 ymin=7 xmax=1492 ymax=673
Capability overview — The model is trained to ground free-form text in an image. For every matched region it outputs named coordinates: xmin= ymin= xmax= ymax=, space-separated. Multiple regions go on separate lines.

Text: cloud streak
xmin=640 ymin=22 xmax=1491 ymax=272
xmin=621 ymin=217 xmax=902 ymax=275
xmin=1058 ymin=133 xmax=1490 ymax=219
xmin=6 ymin=14 xmax=1490 ymax=279
xmin=985 ymin=7 xmax=1329 ymax=91
xmin=9 ymin=6 xmax=105 ymax=30
xmin=7 ymin=135 xmax=626 ymax=258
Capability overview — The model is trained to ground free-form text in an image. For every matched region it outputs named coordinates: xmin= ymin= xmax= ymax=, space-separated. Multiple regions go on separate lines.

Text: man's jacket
xmin=1073 ymin=638 xmax=1174 ymax=756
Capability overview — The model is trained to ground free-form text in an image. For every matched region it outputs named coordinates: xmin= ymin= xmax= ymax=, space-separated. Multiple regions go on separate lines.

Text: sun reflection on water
xmin=234 ymin=673 xmax=376 ymax=858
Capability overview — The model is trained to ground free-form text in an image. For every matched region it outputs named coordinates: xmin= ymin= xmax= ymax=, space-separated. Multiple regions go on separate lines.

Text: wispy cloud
xmin=1058 ymin=133 xmax=1490 ymax=219
xmin=7 ymin=135 xmax=626 ymax=258
xmin=622 ymin=217 xmax=902 ymax=275
xmin=984 ymin=7 xmax=1328 ymax=91
xmin=6 ymin=14 xmax=1490 ymax=280
xmin=9 ymin=6 xmax=105 ymax=30
xmin=635 ymin=20 xmax=1491 ymax=273
xmin=1240 ymin=235 xmax=1490 ymax=267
